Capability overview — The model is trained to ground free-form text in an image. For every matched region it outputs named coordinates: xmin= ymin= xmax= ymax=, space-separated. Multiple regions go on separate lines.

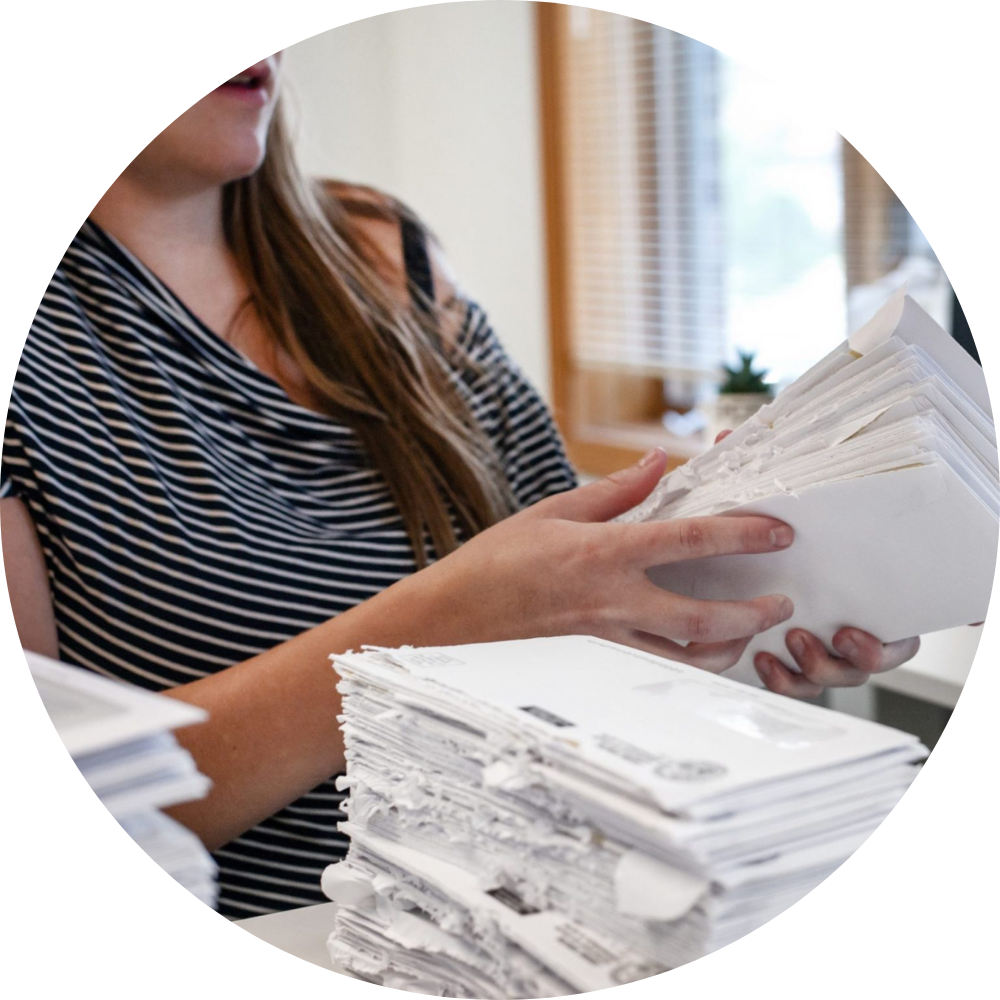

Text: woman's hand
xmin=410 ymin=447 xmax=795 ymax=672
xmin=753 ymin=630 xmax=921 ymax=699
xmin=711 ymin=428 xmax=922 ymax=698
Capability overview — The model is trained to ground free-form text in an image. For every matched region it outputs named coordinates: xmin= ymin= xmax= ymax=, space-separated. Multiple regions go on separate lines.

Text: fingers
xmin=617 ymin=631 xmax=753 ymax=674
xmin=754 ymin=653 xmax=825 ymax=699
xmin=670 ymin=637 xmax=755 ymax=673
xmin=776 ymin=629 xmax=870 ymax=688
xmin=631 ymin=584 xmax=793 ymax=644
xmin=626 ymin=514 xmax=794 ymax=566
xmin=714 ymin=429 xmax=733 ymax=445
xmin=755 ymin=628 xmax=922 ymax=698
xmin=831 ymin=629 xmax=920 ymax=674
xmin=620 ymin=620 xmax=917 ymax=695
xmin=528 ymin=447 xmax=669 ymax=523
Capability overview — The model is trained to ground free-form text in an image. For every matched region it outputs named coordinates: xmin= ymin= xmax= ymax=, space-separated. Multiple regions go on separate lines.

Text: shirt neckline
xmin=80 ymin=219 xmax=338 ymax=427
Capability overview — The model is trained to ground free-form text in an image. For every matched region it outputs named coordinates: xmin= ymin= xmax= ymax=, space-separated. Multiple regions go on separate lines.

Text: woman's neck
xmin=89 ymin=174 xmax=249 ymax=338
xmin=88 ymin=168 xmax=323 ymax=412
xmin=92 ymin=174 xmax=226 ymax=259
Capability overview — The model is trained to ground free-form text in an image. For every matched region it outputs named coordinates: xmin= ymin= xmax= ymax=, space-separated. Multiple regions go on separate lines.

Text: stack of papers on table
xmin=322 ymin=635 xmax=926 ymax=997
xmin=621 ymin=290 xmax=997 ymax=682
xmin=28 ymin=652 xmax=217 ymax=907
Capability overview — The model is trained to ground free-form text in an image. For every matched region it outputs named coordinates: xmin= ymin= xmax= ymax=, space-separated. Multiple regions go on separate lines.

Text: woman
xmin=1 ymin=55 xmax=918 ymax=918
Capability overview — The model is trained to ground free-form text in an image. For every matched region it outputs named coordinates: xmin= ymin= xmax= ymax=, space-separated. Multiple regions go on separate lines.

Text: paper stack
xmin=322 ymin=635 xmax=926 ymax=996
xmin=622 ymin=290 xmax=997 ymax=681
xmin=28 ymin=652 xmax=217 ymax=907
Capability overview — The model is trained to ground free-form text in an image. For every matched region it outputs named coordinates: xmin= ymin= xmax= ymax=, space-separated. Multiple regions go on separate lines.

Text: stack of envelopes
xmin=621 ymin=290 xmax=997 ymax=682
xmin=322 ymin=635 xmax=927 ymax=997
xmin=28 ymin=652 xmax=217 ymax=907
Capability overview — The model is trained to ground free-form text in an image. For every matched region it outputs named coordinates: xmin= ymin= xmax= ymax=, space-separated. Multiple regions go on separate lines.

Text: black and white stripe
xmin=3 ymin=221 xmax=577 ymax=919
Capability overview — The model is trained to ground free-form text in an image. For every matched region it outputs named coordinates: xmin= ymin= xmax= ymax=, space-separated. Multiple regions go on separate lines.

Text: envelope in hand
xmin=629 ymin=290 xmax=998 ymax=679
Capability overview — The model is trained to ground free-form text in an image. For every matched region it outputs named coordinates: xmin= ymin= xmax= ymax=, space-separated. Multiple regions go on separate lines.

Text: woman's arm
xmin=4 ymin=452 xmax=796 ymax=851
xmin=1 ymin=498 xmax=58 ymax=658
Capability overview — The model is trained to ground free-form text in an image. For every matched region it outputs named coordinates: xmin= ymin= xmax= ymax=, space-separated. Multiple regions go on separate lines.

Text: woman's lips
xmin=214 ymin=60 xmax=273 ymax=106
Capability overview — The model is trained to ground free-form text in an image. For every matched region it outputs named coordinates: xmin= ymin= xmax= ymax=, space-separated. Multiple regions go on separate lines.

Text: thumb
xmin=533 ymin=448 xmax=669 ymax=523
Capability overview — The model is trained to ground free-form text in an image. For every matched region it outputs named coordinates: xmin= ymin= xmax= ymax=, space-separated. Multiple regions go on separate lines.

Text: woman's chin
xmin=205 ymin=145 xmax=269 ymax=186
xmin=224 ymin=155 xmax=267 ymax=184
xmin=182 ymin=118 xmax=273 ymax=186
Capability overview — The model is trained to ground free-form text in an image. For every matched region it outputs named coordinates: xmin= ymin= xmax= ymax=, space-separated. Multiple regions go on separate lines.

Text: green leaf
xmin=719 ymin=351 xmax=770 ymax=394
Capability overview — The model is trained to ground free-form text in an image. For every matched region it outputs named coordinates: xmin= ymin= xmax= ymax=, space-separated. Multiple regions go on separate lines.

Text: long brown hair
xmin=222 ymin=105 xmax=515 ymax=567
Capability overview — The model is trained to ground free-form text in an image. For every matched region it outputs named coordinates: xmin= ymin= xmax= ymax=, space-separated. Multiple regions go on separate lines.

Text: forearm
xmin=161 ymin=456 xmax=799 ymax=853
xmin=164 ymin=567 xmax=468 ymax=852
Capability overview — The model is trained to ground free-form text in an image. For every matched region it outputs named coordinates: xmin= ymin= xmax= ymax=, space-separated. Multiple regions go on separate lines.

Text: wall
xmin=282 ymin=1 xmax=552 ymax=397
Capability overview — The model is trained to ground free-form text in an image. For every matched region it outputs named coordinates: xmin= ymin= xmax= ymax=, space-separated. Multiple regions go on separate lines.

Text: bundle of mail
xmin=322 ymin=635 xmax=927 ymax=997
xmin=27 ymin=652 xmax=217 ymax=907
xmin=623 ymin=290 xmax=997 ymax=682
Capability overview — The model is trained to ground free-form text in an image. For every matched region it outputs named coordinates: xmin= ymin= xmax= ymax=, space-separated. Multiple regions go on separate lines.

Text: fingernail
xmin=835 ymin=634 xmax=858 ymax=659
xmin=755 ymin=654 xmax=773 ymax=678
xmin=778 ymin=597 xmax=794 ymax=621
xmin=638 ymin=447 xmax=665 ymax=468
xmin=769 ymin=525 xmax=793 ymax=548
xmin=788 ymin=632 xmax=807 ymax=660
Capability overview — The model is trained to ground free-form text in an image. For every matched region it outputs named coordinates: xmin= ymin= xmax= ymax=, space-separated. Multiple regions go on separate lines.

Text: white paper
xmin=337 ymin=636 xmax=924 ymax=814
xmin=27 ymin=651 xmax=207 ymax=757
xmin=327 ymin=635 xmax=926 ymax=988
xmin=647 ymin=460 xmax=997 ymax=660
xmin=338 ymin=827 xmax=669 ymax=993
xmin=26 ymin=652 xmax=216 ymax=906
xmin=614 ymin=850 xmax=710 ymax=920
xmin=614 ymin=293 xmax=996 ymax=682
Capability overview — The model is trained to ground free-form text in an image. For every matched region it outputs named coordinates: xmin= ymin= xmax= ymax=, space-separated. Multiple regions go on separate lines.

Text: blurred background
xmin=282 ymin=1 xmax=978 ymax=743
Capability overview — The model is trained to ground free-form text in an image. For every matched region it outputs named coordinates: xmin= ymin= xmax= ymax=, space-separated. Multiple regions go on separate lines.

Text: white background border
xmin=2 ymin=1 xmax=995 ymax=996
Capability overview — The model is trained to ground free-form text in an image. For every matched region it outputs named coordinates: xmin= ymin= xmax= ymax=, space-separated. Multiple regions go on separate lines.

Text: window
xmin=537 ymin=3 xmax=953 ymax=476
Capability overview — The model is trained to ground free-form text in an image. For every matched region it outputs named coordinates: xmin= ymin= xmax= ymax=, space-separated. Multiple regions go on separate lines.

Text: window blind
xmin=538 ymin=2 xmax=955 ymax=476
xmin=560 ymin=7 xmax=726 ymax=381
xmin=549 ymin=4 xmax=952 ymax=392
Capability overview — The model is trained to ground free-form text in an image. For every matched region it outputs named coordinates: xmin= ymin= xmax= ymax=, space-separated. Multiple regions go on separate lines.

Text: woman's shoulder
xmin=322 ymin=181 xmax=464 ymax=338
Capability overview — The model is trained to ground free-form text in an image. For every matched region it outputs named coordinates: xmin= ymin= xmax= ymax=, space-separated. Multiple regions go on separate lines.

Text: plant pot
xmin=710 ymin=392 xmax=774 ymax=440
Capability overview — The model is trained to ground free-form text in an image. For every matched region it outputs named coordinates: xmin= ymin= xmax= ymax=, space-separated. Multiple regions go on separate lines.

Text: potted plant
xmin=712 ymin=351 xmax=774 ymax=436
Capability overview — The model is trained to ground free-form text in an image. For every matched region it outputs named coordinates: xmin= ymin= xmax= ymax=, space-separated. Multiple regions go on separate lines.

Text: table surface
xmin=237 ymin=902 xmax=343 ymax=972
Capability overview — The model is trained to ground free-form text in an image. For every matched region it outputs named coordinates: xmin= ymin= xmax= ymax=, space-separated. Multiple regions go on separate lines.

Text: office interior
xmin=8 ymin=3 xmax=991 ymax=993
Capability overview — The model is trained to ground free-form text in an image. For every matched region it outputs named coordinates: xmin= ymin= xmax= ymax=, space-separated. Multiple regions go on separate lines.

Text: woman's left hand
xmin=709 ymin=429 xmax=921 ymax=699
xmin=753 ymin=629 xmax=920 ymax=699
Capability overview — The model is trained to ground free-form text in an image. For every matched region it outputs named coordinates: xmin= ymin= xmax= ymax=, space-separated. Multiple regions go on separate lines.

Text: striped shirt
xmin=3 ymin=220 xmax=577 ymax=919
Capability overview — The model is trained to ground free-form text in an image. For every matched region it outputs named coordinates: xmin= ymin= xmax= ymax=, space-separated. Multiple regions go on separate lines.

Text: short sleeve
xmin=3 ymin=389 xmax=42 ymax=506
xmin=2 ymin=417 xmax=25 ymax=501
xmin=453 ymin=301 xmax=578 ymax=510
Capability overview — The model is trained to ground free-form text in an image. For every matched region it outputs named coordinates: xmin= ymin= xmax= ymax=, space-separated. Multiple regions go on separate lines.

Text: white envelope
xmin=28 ymin=651 xmax=207 ymax=757
xmin=648 ymin=459 xmax=998 ymax=661
xmin=619 ymin=291 xmax=997 ymax=680
xmin=334 ymin=635 xmax=924 ymax=816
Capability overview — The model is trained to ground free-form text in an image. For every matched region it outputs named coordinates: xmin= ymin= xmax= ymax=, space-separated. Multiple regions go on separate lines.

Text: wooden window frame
xmin=537 ymin=4 xmax=927 ymax=479
xmin=536 ymin=3 xmax=705 ymax=478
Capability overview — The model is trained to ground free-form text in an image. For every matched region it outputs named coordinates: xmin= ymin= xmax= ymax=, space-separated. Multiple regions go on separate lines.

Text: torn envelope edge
xmin=332 ymin=636 xmax=925 ymax=816
xmin=623 ymin=292 xmax=993 ymax=524
xmin=327 ymin=826 xmax=670 ymax=992
xmin=849 ymin=289 xmax=990 ymax=415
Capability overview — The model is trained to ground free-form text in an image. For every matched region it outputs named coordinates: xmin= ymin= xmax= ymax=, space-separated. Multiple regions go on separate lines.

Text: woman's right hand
xmin=412 ymin=448 xmax=794 ymax=673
